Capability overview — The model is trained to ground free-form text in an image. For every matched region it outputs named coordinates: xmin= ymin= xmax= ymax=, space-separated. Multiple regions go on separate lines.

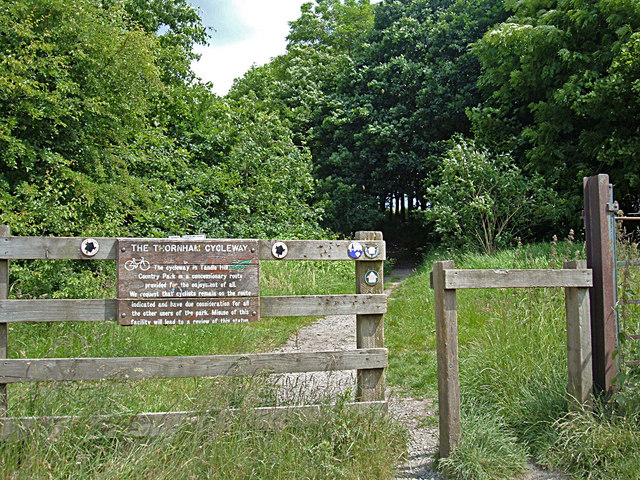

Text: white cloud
xmin=191 ymin=0 xmax=309 ymax=95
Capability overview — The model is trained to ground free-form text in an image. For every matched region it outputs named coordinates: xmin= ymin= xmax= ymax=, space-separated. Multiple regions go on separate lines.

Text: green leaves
xmin=423 ymin=136 xmax=556 ymax=253
xmin=472 ymin=0 xmax=640 ymax=218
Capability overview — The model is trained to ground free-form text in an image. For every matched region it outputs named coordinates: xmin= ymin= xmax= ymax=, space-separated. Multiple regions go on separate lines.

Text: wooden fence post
xmin=0 ymin=225 xmax=9 ymax=416
xmin=584 ymin=174 xmax=618 ymax=392
xmin=355 ymin=231 xmax=385 ymax=402
xmin=564 ymin=260 xmax=593 ymax=409
xmin=433 ymin=260 xmax=460 ymax=458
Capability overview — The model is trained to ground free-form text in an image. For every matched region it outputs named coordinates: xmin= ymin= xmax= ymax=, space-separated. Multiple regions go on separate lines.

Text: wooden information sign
xmin=117 ymin=239 xmax=259 ymax=326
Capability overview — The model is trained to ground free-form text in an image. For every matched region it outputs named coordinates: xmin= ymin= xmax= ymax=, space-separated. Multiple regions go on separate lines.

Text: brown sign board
xmin=118 ymin=297 xmax=259 ymax=326
xmin=117 ymin=239 xmax=259 ymax=326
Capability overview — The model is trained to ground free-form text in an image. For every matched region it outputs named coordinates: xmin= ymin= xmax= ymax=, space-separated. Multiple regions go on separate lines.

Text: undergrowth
xmin=386 ymin=236 xmax=640 ymax=479
xmin=3 ymin=259 xmax=409 ymax=479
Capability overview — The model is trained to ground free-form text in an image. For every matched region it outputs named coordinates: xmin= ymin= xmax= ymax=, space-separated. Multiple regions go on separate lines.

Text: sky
xmin=188 ymin=0 xmax=310 ymax=96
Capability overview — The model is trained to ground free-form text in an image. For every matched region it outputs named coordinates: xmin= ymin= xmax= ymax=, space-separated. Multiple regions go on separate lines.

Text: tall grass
xmin=3 ymin=259 xmax=408 ymax=479
xmin=1 ymin=391 xmax=407 ymax=480
xmin=386 ymin=238 xmax=640 ymax=479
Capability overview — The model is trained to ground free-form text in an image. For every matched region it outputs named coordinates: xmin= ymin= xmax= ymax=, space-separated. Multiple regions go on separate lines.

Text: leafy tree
xmin=471 ymin=0 xmax=640 ymax=218
xmin=0 ymin=0 xmax=193 ymax=236
xmin=424 ymin=136 xmax=556 ymax=253
xmin=307 ymin=0 xmax=507 ymax=234
xmin=229 ymin=0 xmax=375 ymax=143
xmin=0 ymin=0 xmax=324 ymax=241
xmin=170 ymin=86 xmax=324 ymax=239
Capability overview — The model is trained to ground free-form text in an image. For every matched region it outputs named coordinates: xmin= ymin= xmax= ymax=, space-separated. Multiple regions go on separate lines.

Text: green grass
xmin=385 ymin=239 xmax=640 ymax=479
xmin=1 ymin=392 xmax=407 ymax=480
xmin=3 ymin=259 xmax=408 ymax=479
xmin=7 ymin=260 xmax=356 ymax=415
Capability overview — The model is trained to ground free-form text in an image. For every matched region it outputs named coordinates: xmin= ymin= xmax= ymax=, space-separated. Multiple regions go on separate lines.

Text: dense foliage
xmin=471 ymin=0 xmax=640 ymax=219
xmin=423 ymin=135 xmax=556 ymax=253
xmin=2 ymin=0 xmax=639 ymax=241
xmin=0 ymin=0 xmax=323 ymax=239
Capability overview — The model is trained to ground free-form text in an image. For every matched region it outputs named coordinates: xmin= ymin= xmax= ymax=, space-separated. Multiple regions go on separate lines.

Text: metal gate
xmin=616 ymin=212 xmax=640 ymax=369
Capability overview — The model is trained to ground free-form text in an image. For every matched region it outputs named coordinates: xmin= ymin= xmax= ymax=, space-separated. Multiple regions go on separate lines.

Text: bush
xmin=423 ymin=136 xmax=556 ymax=253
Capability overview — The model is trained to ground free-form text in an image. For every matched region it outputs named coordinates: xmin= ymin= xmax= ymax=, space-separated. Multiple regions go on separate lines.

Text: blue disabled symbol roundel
xmin=347 ymin=242 xmax=363 ymax=259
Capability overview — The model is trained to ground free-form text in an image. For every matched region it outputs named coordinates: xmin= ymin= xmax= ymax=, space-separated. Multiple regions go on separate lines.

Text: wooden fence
xmin=0 ymin=228 xmax=387 ymax=438
xmin=431 ymin=261 xmax=593 ymax=458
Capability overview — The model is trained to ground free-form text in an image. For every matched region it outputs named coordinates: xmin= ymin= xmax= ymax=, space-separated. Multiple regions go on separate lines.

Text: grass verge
xmin=3 ymin=259 xmax=409 ymax=479
xmin=385 ymin=240 xmax=640 ymax=479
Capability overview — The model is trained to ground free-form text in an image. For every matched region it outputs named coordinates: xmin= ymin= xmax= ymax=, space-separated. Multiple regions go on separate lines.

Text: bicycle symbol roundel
xmin=124 ymin=257 xmax=151 ymax=271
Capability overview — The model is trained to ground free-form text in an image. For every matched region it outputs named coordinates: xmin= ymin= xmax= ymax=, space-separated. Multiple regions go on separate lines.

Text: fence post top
xmin=564 ymin=259 xmax=587 ymax=269
xmin=354 ymin=231 xmax=383 ymax=240
xmin=433 ymin=260 xmax=455 ymax=268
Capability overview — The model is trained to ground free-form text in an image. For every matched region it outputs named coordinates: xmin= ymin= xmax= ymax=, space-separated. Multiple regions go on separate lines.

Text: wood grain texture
xmin=444 ymin=268 xmax=593 ymax=289
xmin=433 ymin=260 xmax=461 ymax=459
xmin=0 ymin=348 xmax=388 ymax=383
xmin=564 ymin=260 xmax=593 ymax=409
xmin=0 ymin=401 xmax=388 ymax=440
xmin=261 ymin=294 xmax=387 ymax=317
xmin=0 ymin=236 xmax=118 ymax=260
xmin=355 ymin=232 xmax=385 ymax=403
xmin=0 ymin=225 xmax=8 ymax=415
xmin=1 ymin=236 xmax=385 ymax=261
xmin=584 ymin=174 xmax=618 ymax=392
xmin=0 ymin=299 xmax=117 ymax=323
xmin=0 ymin=295 xmax=386 ymax=323
xmin=259 ymin=239 xmax=385 ymax=261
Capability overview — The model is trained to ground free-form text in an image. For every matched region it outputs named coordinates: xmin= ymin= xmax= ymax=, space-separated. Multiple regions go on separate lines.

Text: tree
xmin=306 ymin=0 xmax=507 ymax=233
xmin=471 ymin=0 xmax=640 ymax=219
xmin=424 ymin=136 xmax=556 ymax=253
xmin=0 ymin=0 xmax=324 ymax=240
xmin=0 ymin=0 xmax=193 ymax=236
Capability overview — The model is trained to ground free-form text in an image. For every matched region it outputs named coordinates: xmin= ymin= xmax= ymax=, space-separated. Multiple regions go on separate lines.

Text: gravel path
xmin=269 ymin=265 xmax=568 ymax=479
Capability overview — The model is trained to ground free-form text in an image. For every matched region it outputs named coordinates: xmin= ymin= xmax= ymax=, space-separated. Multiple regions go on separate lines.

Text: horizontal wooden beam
xmin=0 ymin=348 xmax=387 ymax=383
xmin=0 ymin=237 xmax=385 ymax=261
xmin=0 ymin=401 xmax=388 ymax=440
xmin=443 ymin=269 xmax=593 ymax=290
xmin=259 ymin=240 xmax=385 ymax=261
xmin=0 ymin=236 xmax=118 ymax=260
xmin=260 ymin=294 xmax=386 ymax=316
xmin=0 ymin=299 xmax=117 ymax=323
xmin=0 ymin=295 xmax=386 ymax=323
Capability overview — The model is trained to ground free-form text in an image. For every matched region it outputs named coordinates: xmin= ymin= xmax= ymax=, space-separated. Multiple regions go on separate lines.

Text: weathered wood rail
xmin=432 ymin=261 xmax=593 ymax=458
xmin=0 ymin=228 xmax=387 ymax=439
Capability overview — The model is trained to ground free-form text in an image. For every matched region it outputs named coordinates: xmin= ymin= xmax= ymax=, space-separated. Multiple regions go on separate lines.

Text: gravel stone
xmin=268 ymin=267 xmax=569 ymax=479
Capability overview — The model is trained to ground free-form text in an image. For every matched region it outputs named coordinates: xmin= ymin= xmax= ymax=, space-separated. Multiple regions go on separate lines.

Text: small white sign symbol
xmin=80 ymin=238 xmax=100 ymax=257
xmin=364 ymin=245 xmax=379 ymax=259
xmin=365 ymin=270 xmax=380 ymax=286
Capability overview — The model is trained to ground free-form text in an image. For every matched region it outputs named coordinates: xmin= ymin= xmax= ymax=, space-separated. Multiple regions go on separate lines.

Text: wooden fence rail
xmin=432 ymin=261 xmax=593 ymax=458
xmin=0 ymin=228 xmax=387 ymax=439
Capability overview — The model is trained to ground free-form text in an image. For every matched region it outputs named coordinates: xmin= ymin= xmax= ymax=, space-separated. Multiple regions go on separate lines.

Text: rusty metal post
xmin=584 ymin=175 xmax=618 ymax=392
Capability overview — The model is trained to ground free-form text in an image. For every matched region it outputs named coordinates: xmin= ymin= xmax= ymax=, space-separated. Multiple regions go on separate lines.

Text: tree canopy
xmin=0 ymin=0 xmax=323 ymax=239
xmin=471 ymin=0 xmax=640 ymax=217
xmin=2 ymin=0 xmax=639 ymax=248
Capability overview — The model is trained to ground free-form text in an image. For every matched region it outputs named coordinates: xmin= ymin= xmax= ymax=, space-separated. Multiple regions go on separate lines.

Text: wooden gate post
xmin=584 ymin=174 xmax=618 ymax=392
xmin=564 ymin=260 xmax=593 ymax=408
xmin=355 ymin=231 xmax=385 ymax=402
xmin=433 ymin=260 xmax=461 ymax=458
xmin=0 ymin=225 xmax=9 ymax=416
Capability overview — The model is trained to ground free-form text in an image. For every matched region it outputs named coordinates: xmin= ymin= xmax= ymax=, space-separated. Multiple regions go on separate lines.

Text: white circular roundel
xmin=80 ymin=238 xmax=100 ymax=257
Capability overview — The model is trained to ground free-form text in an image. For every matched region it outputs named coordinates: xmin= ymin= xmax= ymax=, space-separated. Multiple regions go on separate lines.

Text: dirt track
xmin=270 ymin=264 xmax=567 ymax=479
